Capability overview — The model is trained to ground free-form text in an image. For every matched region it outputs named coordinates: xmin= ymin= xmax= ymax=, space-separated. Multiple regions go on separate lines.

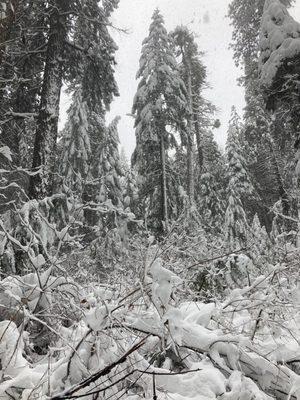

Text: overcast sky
xmin=60 ymin=0 xmax=300 ymax=158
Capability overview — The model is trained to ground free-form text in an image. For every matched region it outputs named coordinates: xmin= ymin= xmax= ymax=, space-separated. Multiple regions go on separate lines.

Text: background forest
xmin=1 ymin=0 xmax=300 ymax=399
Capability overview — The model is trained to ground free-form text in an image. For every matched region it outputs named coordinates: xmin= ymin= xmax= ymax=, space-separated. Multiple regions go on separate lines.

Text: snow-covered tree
xmin=96 ymin=117 xmax=124 ymax=207
xmin=121 ymin=152 xmax=139 ymax=215
xmin=229 ymin=0 xmax=294 ymax=229
xmin=132 ymin=9 xmax=188 ymax=233
xmin=172 ymin=27 xmax=200 ymax=202
xmin=69 ymin=0 xmax=119 ymax=114
xmin=29 ymin=0 xmax=119 ymax=199
xmin=258 ymin=0 xmax=300 ymax=238
xmin=198 ymin=172 xmax=225 ymax=234
xmin=249 ymin=213 xmax=270 ymax=260
xmin=226 ymin=108 xmax=255 ymax=204
xmin=225 ymin=182 xmax=249 ymax=250
xmin=60 ymin=89 xmax=91 ymax=198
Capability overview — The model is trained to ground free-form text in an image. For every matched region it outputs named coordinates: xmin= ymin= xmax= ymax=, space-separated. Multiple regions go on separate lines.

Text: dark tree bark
xmin=185 ymin=60 xmax=195 ymax=204
xmin=29 ymin=1 xmax=68 ymax=199
xmin=193 ymin=106 xmax=204 ymax=173
xmin=160 ymin=132 xmax=169 ymax=232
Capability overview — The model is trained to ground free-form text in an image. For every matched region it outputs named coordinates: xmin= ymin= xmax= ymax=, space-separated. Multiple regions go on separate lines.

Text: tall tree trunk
xmin=186 ymin=60 xmax=195 ymax=204
xmin=194 ymin=108 xmax=204 ymax=172
xmin=29 ymin=1 xmax=67 ymax=199
xmin=160 ymin=132 xmax=169 ymax=232
xmin=266 ymin=127 xmax=290 ymax=215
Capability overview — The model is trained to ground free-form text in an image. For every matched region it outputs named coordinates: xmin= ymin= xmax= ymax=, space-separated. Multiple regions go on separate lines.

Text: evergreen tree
xmin=226 ymin=108 xmax=255 ymax=205
xmin=249 ymin=213 xmax=270 ymax=259
xmin=60 ymin=89 xmax=91 ymax=198
xmin=132 ymin=9 xmax=188 ymax=233
xmin=198 ymin=172 xmax=225 ymax=233
xmin=228 ymin=0 xmax=294 ymax=227
xmin=172 ymin=26 xmax=213 ymax=201
xmin=225 ymin=182 xmax=249 ymax=251
xmin=96 ymin=117 xmax=123 ymax=208
xmin=121 ymin=152 xmax=139 ymax=215
xmin=28 ymin=0 xmax=119 ymax=199
xmin=68 ymin=0 xmax=119 ymax=114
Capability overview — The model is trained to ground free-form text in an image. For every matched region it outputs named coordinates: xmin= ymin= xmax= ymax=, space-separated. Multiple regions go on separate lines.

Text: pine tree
xmin=259 ymin=0 xmax=300 ymax=242
xmin=225 ymin=182 xmax=249 ymax=251
xmin=250 ymin=213 xmax=270 ymax=259
xmin=60 ymin=89 xmax=91 ymax=198
xmin=228 ymin=0 xmax=294 ymax=228
xmin=29 ymin=0 xmax=70 ymax=199
xmin=172 ymin=26 xmax=211 ymax=198
xmin=28 ymin=0 xmax=119 ymax=199
xmin=226 ymin=108 xmax=255 ymax=204
xmin=198 ymin=172 xmax=225 ymax=233
xmin=224 ymin=109 xmax=254 ymax=250
xmin=132 ymin=9 xmax=188 ymax=233
xmin=68 ymin=0 xmax=119 ymax=114
xmin=96 ymin=117 xmax=124 ymax=208
xmin=120 ymin=151 xmax=139 ymax=215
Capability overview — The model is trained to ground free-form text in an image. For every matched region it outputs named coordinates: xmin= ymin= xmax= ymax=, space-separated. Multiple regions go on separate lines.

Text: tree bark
xmin=29 ymin=1 xmax=68 ymax=199
xmin=160 ymin=132 xmax=169 ymax=232
xmin=193 ymin=107 xmax=204 ymax=172
xmin=185 ymin=59 xmax=195 ymax=204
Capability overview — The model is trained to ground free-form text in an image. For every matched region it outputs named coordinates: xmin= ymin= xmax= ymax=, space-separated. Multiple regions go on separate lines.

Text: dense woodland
xmin=1 ymin=0 xmax=300 ymax=399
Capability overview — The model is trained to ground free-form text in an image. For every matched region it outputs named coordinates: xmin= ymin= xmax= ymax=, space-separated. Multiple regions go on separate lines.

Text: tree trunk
xmin=194 ymin=110 xmax=204 ymax=172
xmin=266 ymin=128 xmax=290 ymax=215
xmin=186 ymin=60 xmax=195 ymax=204
xmin=160 ymin=132 xmax=169 ymax=232
xmin=29 ymin=1 xmax=67 ymax=199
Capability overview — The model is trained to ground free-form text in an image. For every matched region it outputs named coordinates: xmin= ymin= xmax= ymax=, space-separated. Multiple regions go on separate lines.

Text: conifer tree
xmin=224 ymin=109 xmax=254 ymax=249
xmin=198 ymin=172 xmax=225 ymax=233
xmin=228 ymin=0 xmax=294 ymax=227
xmin=172 ymin=26 xmax=210 ymax=199
xmin=60 ymin=89 xmax=91 ymax=198
xmin=225 ymin=182 xmax=249 ymax=251
xmin=121 ymin=152 xmax=139 ymax=215
xmin=226 ymin=108 xmax=255 ymax=204
xmin=249 ymin=213 xmax=270 ymax=259
xmin=29 ymin=0 xmax=119 ymax=199
xmin=132 ymin=9 xmax=188 ymax=233
xmin=96 ymin=117 xmax=123 ymax=208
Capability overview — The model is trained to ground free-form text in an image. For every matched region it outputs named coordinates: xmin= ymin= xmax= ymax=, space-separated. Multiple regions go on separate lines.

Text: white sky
xmin=60 ymin=0 xmax=300 ymax=158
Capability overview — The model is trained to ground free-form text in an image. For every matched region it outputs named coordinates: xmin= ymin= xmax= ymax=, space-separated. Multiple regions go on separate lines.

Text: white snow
xmin=259 ymin=0 xmax=300 ymax=87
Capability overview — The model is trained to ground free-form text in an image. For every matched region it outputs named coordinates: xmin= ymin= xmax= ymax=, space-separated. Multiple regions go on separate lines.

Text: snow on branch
xmin=259 ymin=0 xmax=300 ymax=87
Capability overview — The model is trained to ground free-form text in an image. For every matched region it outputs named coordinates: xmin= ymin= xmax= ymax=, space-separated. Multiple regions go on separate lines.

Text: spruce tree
xmin=96 ymin=117 xmax=124 ymax=208
xmin=121 ymin=152 xmax=139 ymax=215
xmin=198 ymin=172 xmax=225 ymax=234
xmin=172 ymin=26 xmax=210 ymax=197
xmin=225 ymin=182 xmax=249 ymax=251
xmin=132 ymin=9 xmax=188 ymax=233
xmin=228 ymin=0 xmax=294 ymax=227
xmin=250 ymin=213 xmax=270 ymax=259
xmin=28 ymin=0 xmax=119 ymax=199
xmin=226 ymin=108 xmax=255 ymax=204
xmin=60 ymin=89 xmax=91 ymax=198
